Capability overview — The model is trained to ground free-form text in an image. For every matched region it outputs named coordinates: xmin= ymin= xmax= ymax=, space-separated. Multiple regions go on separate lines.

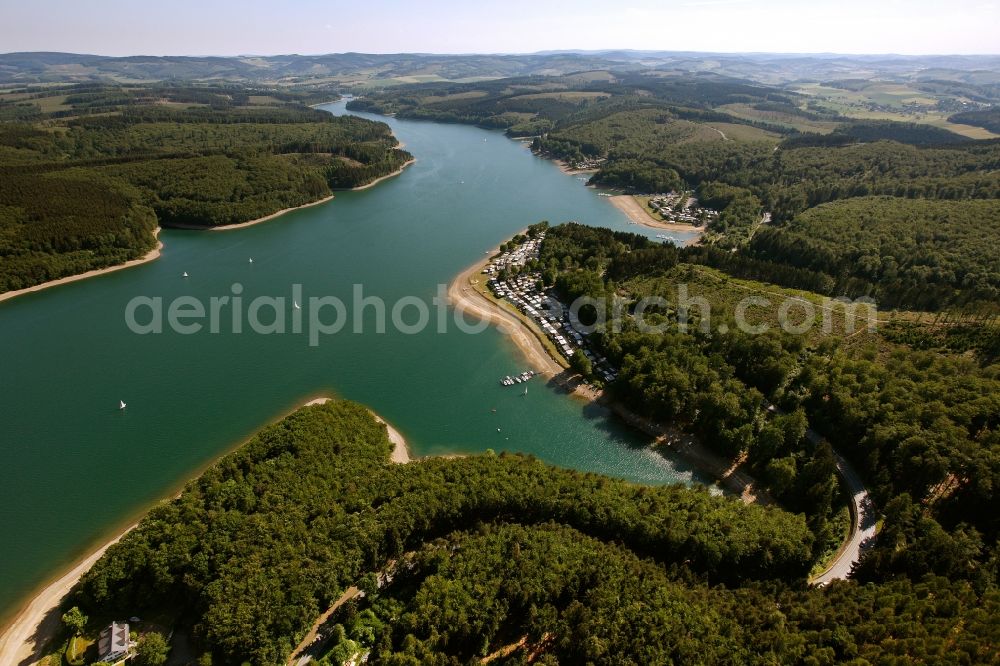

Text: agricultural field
xmin=791 ymin=81 xmax=1000 ymax=139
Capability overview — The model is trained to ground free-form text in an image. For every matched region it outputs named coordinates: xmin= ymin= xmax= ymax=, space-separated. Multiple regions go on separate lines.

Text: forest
xmin=534 ymin=223 xmax=999 ymax=590
xmin=949 ymin=107 xmax=1000 ymax=134
xmin=71 ymin=400 xmax=812 ymax=664
xmin=0 ymin=84 xmax=411 ymax=293
xmin=349 ymin=71 xmax=1000 ymax=301
xmin=746 ymin=197 xmax=1000 ymax=310
xmin=67 ymin=401 xmax=998 ymax=665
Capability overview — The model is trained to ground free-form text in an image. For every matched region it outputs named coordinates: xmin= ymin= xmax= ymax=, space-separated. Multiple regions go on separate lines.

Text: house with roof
xmin=97 ymin=621 xmax=134 ymax=663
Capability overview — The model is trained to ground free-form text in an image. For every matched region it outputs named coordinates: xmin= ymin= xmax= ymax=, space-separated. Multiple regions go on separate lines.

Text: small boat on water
xmin=249 ymin=257 xmax=254 ymax=264
xmin=119 ymin=400 xmax=126 ymax=410
xmin=500 ymin=370 xmax=536 ymax=387
xmin=293 ymin=301 xmax=301 ymax=310
xmin=182 ymin=271 xmax=189 ymax=278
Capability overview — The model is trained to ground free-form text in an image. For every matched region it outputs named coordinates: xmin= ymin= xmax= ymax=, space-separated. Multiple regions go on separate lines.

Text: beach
xmin=448 ymin=255 xmax=566 ymax=378
xmin=0 ymin=525 xmax=136 ymax=666
xmin=609 ymin=195 xmax=705 ymax=244
xmin=205 ymin=195 xmax=337 ymax=231
xmin=445 ymin=255 xmax=768 ymax=505
xmin=0 ymin=229 xmax=163 ymax=305
xmin=0 ymin=397 xmax=412 ymax=665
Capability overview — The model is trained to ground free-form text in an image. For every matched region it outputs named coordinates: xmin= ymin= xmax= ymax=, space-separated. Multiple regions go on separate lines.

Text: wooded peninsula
xmin=0 ymin=84 xmax=411 ymax=293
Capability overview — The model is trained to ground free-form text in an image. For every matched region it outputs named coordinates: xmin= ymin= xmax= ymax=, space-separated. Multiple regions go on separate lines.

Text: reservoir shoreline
xmin=0 ymin=396 xmax=410 ymax=666
xmin=0 ymin=229 xmax=163 ymax=305
xmin=334 ymin=158 xmax=416 ymax=192
xmin=0 ymin=99 xmax=721 ymax=637
xmin=446 ymin=255 xmax=768 ymax=504
xmin=609 ymin=195 xmax=705 ymax=244
xmin=0 ymin=152 xmax=415 ymax=303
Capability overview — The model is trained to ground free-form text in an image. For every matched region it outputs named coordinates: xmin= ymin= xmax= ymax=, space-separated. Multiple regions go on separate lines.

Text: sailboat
xmin=249 ymin=257 xmax=253 ymax=264
xmin=182 ymin=271 xmax=189 ymax=278
xmin=293 ymin=301 xmax=301 ymax=310
xmin=522 ymin=385 xmax=528 ymax=396
xmin=119 ymin=400 xmax=126 ymax=410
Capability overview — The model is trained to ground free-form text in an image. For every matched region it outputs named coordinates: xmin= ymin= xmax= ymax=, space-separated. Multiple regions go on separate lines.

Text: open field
xmin=791 ymin=82 xmax=1000 ymax=139
xmin=703 ymin=121 xmax=781 ymax=142
xmin=716 ymin=102 xmax=841 ymax=134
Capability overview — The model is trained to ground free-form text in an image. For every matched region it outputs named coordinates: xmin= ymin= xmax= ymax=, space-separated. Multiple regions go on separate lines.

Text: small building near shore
xmin=97 ymin=621 xmax=134 ymax=663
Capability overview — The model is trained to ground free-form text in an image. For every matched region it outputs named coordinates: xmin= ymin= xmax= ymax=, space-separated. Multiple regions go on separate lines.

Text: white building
xmin=97 ymin=621 xmax=135 ymax=663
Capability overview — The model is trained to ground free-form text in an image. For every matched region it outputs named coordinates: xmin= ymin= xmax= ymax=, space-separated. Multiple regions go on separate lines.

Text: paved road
xmin=806 ymin=429 xmax=879 ymax=585
xmin=764 ymin=404 xmax=877 ymax=584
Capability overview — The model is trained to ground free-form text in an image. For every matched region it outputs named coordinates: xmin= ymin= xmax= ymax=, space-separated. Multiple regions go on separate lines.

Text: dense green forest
xmin=533 ymin=223 xmax=999 ymax=586
xmin=746 ymin=197 xmax=1000 ymax=310
xmin=68 ymin=401 xmax=999 ymax=664
xmin=71 ymin=400 xmax=812 ymax=664
xmin=0 ymin=84 xmax=411 ymax=293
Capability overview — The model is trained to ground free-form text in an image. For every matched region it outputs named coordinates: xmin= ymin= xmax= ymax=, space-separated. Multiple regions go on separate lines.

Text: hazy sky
xmin=2 ymin=0 xmax=997 ymax=56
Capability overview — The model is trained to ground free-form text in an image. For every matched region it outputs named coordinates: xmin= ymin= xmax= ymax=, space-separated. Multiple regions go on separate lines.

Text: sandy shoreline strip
xmin=447 ymin=253 xmax=565 ymax=378
xmin=0 ymin=229 xmax=163 ymax=305
xmin=609 ymin=195 xmax=704 ymax=244
xmin=305 ymin=397 xmax=411 ymax=464
xmin=0 ymin=525 xmax=136 ymax=666
xmin=0 ymin=155 xmax=413 ymax=302
xmin=0 ymin=397 xmax=411 ymax=665
xmin=335 ymin=158 xmax=415 ymax=192
xmin=204 ymin=195 xmax=337 ymax=232
xmin=556 ymin=160 xmax=599 ymax=176
xmin=445 ymin=250 xmax=767 ymax=504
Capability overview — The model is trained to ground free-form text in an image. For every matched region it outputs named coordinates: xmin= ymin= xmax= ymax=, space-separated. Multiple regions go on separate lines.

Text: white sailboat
xmin=293 ymin=301 xmax=301 ymax=310
xmin=182 ymin=271 xmax=189 ymax=278
xmin=119 ymin=400 xmax=126 ymax=410
xmin=523 ymin=386 xmax=528 ymax=396
xmin=249 ymin=257 xmax=253 ymax=264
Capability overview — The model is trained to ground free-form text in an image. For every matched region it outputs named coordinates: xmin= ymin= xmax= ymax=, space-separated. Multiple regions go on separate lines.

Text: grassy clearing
xmin=703 ymin=122 xmax=782 ymax=142
xmin=622 ymin=264 xmax=885 ymax=346
xmin=515 ymin=91 xmax=611 ymax=102
xmin=422 ymin=90 xmax=490 ymax=104
xmin=717 ymin=102 xmax=840 ymax=134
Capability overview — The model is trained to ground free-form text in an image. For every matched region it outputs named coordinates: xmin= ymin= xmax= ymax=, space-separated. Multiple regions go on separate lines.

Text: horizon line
xmin=4 ymin=48 xmax=1000 ymax=59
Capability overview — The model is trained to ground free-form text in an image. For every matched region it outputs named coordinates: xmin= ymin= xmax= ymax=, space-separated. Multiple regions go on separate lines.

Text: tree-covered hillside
xmin=68 ymin=401 xmax=999 ymax=665
xmin=72 ymin=400 xmax=813 ymax=664
xmin=0 ymin=84 xmax=411 ymax=293
xmin=747 ymin=197 xmax=1000 ymax=310
xmin=348 ymin=70 xmax=999 ymax=271
xmin=532 ymin=224 xmax=999 ymax=587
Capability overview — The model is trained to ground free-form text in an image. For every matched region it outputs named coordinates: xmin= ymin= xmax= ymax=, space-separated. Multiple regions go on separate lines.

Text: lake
xmin=0 ymin=100 xmax=707 ymax=622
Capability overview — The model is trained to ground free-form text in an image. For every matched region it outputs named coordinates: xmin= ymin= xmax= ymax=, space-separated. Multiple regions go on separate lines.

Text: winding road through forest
xmin=811 ymin=440 xmax=879 ymax=585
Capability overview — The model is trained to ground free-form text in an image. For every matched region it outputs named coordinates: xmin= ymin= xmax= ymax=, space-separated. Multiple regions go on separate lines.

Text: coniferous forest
xmin=70 ymin=401 xmax=999 ymax=665
xmin=0 ymin=84 xmax=411 ymax=292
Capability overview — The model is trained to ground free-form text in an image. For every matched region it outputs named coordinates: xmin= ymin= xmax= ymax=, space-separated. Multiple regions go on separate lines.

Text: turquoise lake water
xmin=0 ymin=101 xmax=707 ymax=621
